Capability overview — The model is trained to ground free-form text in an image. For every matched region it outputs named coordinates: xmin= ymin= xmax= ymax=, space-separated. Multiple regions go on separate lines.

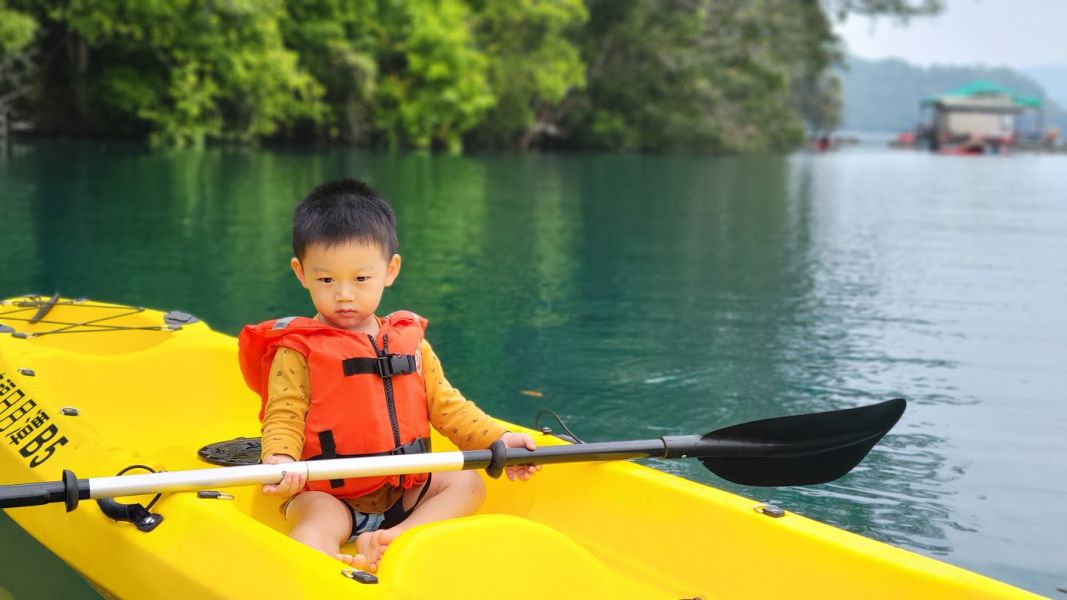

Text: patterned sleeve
xmin=421 ymin=339 xmax=507 ymax=450
xmin=259 ymin=347 xmax=311 ymax=461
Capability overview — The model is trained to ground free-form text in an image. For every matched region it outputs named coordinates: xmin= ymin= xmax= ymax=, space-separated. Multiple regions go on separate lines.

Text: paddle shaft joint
xmin=461 ymin=436 xmax=708 ymax=476
xmin=0 ymin=469 xmax=88 ymax=511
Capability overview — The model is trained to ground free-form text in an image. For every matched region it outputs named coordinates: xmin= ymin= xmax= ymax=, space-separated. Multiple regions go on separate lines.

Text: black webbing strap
xmin=305 ymin=437 xmax=431 ymax=463
xmin=317 ymin=431 xmax=344 ymax=489
xmin=341 ymin=354 xmax=417 ymax=378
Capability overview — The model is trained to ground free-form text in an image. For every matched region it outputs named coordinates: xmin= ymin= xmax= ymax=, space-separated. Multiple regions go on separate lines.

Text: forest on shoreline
xmin=1 ymin=0 xmax=939 ymax=152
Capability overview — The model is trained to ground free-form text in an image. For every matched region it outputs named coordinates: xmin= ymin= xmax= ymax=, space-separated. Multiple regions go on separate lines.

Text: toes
xmin=336 ymin=554 xmax=356 ymax=566
xmin=378 ymin=529 xmax=396 ymax=546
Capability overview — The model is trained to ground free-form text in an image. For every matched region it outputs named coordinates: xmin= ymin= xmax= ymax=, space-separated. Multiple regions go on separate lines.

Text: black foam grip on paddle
xmin=0 ymin=470 xmax=87 ymax=510
xmin=485 ymin=439 xmax=507 ymax=479
xmin=0 ymin=481 xmax=66 ymax=508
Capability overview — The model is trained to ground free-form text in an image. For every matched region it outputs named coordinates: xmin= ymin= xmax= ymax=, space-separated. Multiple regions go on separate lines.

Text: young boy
xmin=238 ymin=179 xmax=538 ymax=572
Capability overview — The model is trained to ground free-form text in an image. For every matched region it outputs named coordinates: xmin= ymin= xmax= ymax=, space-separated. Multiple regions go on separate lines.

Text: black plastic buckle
xmin=392 ymin=438 xmax=430 ymax=456
xmin=376 ymin=354 xmax=414 ymax=378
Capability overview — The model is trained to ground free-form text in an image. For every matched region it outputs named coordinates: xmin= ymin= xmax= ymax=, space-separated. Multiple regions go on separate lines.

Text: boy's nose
xmin=335 ymin=283 xmax=355 ymax=301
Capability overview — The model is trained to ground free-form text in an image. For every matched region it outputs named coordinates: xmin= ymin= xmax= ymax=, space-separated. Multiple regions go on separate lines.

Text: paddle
xmin=0 ymin=398 xmax=905 ymax=511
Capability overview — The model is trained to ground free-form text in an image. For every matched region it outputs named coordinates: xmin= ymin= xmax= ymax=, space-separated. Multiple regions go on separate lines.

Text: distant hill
xmin=1025 ymin=65 xmax=1067 ymax=108
xmin=838 ymin=56 xmax=1067 ymax=134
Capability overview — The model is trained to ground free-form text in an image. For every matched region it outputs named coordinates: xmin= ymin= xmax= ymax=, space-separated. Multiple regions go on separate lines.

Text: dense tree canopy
xmin=1 ymin=0 xmax=938 ymax=151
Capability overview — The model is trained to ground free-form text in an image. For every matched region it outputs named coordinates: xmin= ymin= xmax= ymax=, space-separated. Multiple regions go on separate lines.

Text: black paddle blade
xmin=698 ymin=398 xmax=906 ymax=486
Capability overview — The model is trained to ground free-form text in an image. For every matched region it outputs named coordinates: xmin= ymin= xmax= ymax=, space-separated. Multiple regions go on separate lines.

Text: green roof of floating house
xmin=922 ymin=80 xmax=1042 ymax=108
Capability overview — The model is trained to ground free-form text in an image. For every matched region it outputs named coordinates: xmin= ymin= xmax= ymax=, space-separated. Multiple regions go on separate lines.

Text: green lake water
xmin=1 ymin=140 xmax=1065 ymax=597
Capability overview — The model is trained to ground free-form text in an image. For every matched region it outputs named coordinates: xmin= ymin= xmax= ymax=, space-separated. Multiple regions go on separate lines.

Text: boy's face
xmin=291 ymin=240 xmax=401 ymax=334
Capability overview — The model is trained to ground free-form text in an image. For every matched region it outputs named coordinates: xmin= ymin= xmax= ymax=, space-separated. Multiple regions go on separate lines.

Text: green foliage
xmin=371 ymin=0 xmax=495 ymax=152
xmin=22 ymin=0 xmax=324 ymax=146
xmin=1 ymin=1 xmax=39 ymax=138
xmin=0 ymin=2 xmax=37 ymax=56
xmin=282 ymin=0 xmax=496 ymax=151
xmin=828 ymin=0 xmax=942 ymax=21
xmin=568 ymin=0 xmax=813 ymax=152
xmin=8 ymin=0 xmax=941 ymax=151
xmin=280 ymin=0 xmax=379 ymax=141
xmin=464 ymin=0 xmax=588 ymax=149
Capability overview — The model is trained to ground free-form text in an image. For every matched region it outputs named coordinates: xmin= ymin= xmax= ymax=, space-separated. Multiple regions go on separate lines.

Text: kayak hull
xmin=0 ymin=296 xmax=1039 ymax=598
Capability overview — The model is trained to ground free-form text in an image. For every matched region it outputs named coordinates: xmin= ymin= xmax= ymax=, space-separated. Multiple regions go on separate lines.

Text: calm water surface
xmin=1 ymin=141 xmax=1065 ymax=597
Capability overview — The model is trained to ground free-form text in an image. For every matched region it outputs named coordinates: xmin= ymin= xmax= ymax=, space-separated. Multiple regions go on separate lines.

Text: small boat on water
xmin=0 ymin=295 xmax=1041 ymax=598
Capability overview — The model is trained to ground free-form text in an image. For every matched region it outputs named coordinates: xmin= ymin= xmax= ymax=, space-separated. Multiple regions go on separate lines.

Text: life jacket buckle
xmin=376 ymin=354 xmax=415 ymax=378
xmin=392 ymin=437 xmax=431 ymax=456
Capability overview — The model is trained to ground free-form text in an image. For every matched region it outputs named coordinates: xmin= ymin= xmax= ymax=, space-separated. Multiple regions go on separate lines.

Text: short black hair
xmin=292 ymin=179 xmax=398 ymax=260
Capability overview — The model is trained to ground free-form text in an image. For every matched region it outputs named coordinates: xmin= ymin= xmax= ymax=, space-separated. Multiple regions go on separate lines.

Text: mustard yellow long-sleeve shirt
xmin=260 ymin=339 xmax=506 ymax=512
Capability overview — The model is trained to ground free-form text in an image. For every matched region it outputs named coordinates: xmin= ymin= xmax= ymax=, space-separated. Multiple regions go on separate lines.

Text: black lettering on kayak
xmin=0 ymin=373 xmax=68 ymax=467
xmin=0 ymin=372 xmax=16 ymax=397
xmin=8 ymin=409 xmax=50 ymax=445
xmin=28 ymin=435 xmax=68 ymax=468
xmin=1 ymin=393 xmax=37 ymax=434
xmin=19 ymin=423 xmax=68 ymax=465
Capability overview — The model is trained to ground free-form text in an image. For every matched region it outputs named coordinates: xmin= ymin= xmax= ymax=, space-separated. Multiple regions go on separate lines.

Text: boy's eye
xmin=318 ymin=277 xmax=333 ymax=284
xmin=355 ymin=276 xmax=370 ymax=283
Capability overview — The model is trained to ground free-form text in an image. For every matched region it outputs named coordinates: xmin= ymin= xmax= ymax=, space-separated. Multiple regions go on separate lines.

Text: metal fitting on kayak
xmin=163 ymin=311 xmax=199 ymax=326
xmin=754 ymin=504 xmax=785 ymax=518
xmin=342 ymin=569 xmax=378 ymax=584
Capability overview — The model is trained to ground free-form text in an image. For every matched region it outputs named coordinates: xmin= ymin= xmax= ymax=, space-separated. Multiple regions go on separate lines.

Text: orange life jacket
xmin=238 ymin=312 xmax=431 ymax=498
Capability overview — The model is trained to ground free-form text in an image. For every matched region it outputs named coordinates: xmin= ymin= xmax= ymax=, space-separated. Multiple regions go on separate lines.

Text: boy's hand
xmin=499 ymin=432 xmax=541 ymax=482
xmin=262 ymin=454 xmax=306 ymax=497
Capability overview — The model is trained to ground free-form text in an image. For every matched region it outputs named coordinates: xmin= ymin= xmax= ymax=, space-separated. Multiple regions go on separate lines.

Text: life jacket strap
xmin=318 ymin=430 xmax=344 ymax=488
xmin=341 ymin=354 xmax=417 ymax=378
xmin=307 ymin=436 xmax=432 ymax=464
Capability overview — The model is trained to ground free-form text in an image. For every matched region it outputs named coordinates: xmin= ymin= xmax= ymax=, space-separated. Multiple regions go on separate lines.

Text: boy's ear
xmin=290 ymin=257 xmax=309 ymax=289
xmin=384 ymin=254 xmax=401 ymax=287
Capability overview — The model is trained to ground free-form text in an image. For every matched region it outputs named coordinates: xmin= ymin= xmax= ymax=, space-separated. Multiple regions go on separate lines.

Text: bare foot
xmin=354 ymin=529 xmax=395 ymax=573
xmin=335 ymin=553 xmax=366 ymax=567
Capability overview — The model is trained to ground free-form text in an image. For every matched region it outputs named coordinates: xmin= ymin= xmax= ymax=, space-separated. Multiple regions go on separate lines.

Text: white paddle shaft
xmin=88 ymin=451 xmax=468 ymax=498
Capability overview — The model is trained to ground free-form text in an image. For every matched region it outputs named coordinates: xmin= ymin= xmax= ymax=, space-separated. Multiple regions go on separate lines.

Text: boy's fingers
xmin=505 ymin=464 xmax=536 ymax=481
xmin=285 ymin=474 xmax=305 ymax=495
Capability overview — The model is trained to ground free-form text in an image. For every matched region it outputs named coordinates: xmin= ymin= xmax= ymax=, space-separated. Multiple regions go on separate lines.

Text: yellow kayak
xmin=0 ymin=296 xmax=1040 ymax=599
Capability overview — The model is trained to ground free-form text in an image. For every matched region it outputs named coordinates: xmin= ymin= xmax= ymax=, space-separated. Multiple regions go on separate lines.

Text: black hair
xmin=292 ymin=178 xmax=398 ymax=260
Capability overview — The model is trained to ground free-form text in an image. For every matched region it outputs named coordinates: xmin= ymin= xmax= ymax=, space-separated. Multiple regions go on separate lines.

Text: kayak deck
xmin=0 ymin=297 xmax=1040 ymax=598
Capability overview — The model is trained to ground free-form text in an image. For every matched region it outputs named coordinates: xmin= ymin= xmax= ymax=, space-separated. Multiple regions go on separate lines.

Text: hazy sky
xmin=835 ymin=0 xmax=1067 ymax=69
